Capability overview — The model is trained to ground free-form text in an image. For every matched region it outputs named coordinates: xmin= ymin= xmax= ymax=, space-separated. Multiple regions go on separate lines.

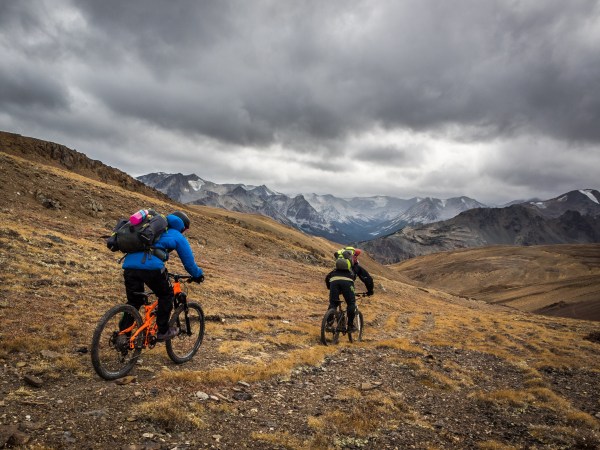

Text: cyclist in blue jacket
xmin=121 ymin=211 xmax=204 ymax=341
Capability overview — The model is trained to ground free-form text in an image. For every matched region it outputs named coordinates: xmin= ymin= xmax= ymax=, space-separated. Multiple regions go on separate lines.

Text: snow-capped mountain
xmin=374 ymin=196 xmax=488 ymax=237
xmin=360 ymin=189 xmax=600 ymax=263
xmin=137 ymin=172 xmax=487 ymax=242
xmin=524 ymin=189 xmax=600 ymax=218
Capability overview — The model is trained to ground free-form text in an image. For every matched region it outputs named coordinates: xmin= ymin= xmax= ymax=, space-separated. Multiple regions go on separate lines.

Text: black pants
xmin=328 ymin=279 xmax=356 ymax=326
xmin=122 ymin=268 xmax=174 ymax=334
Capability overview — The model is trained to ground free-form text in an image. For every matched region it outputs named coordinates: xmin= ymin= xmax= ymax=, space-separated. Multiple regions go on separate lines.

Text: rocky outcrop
xmin=0 ymin=131 xmax=169 ymax=201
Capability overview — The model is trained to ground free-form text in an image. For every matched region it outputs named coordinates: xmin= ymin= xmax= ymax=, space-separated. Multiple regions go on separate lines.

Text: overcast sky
xmin=1 ymin=0 xmax=599 ymax=205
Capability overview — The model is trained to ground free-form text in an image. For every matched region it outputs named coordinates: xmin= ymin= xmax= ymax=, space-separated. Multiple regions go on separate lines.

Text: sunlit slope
xmin=392 ymin=244 xmax=600 ymax=321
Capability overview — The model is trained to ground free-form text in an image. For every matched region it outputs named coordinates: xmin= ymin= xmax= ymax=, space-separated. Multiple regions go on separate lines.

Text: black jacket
xmin=352 ymin=263 xmax=374 ymax=294
xmin=325 ymin=263 xmax=374 ymax=295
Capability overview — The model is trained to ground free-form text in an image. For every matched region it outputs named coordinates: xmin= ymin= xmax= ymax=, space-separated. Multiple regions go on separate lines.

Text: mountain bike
xmin=91 ymin=273 xmax=205 ymax=380
xmin=320 ymin=293 xmax=367 ymax=345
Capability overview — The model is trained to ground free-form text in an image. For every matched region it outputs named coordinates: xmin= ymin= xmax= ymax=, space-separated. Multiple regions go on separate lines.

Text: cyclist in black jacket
xmin=325 ymin=247 xmax=374 ymax=332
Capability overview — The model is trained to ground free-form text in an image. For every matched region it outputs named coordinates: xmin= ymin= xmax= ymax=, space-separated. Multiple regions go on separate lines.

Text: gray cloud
xmin=0 ymin=0 xmax=598 ymax=204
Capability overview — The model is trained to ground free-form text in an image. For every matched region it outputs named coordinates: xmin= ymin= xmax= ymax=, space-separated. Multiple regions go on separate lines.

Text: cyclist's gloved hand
xmin=367 ymin=291 xmax=374 ymax=296
xmin=191 ymin=275 xmax=205 ymax=283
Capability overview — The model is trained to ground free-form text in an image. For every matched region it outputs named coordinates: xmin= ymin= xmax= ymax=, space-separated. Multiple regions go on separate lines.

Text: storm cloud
xmin=1 ymin=0 xmax=598 ymax=204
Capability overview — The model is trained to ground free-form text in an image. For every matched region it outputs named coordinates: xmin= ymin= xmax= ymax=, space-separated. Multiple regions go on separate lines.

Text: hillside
xmin=0 ymin=137 xmax=599 ymax=449
xmin=391 ymin=245 xmax=600 ymax=322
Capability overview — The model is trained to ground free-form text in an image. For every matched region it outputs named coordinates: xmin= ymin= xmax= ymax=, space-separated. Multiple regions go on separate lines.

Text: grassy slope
xmin=392 ymin=245 xmax=600 ymax=321
xmin=0 ymin=146 xmax=599 ymax=448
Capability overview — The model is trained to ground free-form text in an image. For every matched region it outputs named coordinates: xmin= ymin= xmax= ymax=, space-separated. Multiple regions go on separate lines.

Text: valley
xmin=392 ymin=244 xmax=600 ymax=322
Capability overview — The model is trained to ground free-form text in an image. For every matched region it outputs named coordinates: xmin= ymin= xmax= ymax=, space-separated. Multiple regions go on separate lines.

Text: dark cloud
xmin=0 ymin=0 xmax=598 ymax=204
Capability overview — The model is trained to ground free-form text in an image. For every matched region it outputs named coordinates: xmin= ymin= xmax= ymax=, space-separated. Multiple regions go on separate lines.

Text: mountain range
xmin=3 ymin=129 xmax=597 ymax=265
xmin=137 ymin=173 xmax=600 ymax=263
xmin=361 ymin=189 xmax=600 ymax=263
xmin=137 ymin=172 xmax=487 ymax=243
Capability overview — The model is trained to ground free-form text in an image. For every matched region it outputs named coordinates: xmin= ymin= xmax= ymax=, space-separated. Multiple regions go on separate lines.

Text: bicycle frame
xmin=128 ymin=299 xmax=158 ymax=350
xmin=118 ymin=278 xmax=187 ymax=351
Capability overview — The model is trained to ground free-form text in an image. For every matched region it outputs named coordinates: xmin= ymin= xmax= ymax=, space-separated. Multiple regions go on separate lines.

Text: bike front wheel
xmin=166 ymin=301 xmax=205 ymax=363
xmin=348 ymin=310 xmax=364 ymax=343
xmin=90 ymin=304 xmax=143 ymax=380
xmin=320 ymin=308 xmax=341 ymax=345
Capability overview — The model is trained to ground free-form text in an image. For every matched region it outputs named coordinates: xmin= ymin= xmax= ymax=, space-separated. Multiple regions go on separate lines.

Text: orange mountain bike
xmin=91 ymin=273 xmax=205 ymax=380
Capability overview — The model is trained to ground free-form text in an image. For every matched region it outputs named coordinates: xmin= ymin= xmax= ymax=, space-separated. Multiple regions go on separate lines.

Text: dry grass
xmin=160 ymin=345 xmax=335 ymax=385
xmin=134 ymin=397 xmax=205 ymax=430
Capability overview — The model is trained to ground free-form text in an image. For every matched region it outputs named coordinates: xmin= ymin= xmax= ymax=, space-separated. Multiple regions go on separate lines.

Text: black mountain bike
xmin=91 ymin=273 xmax=205 ymax=380
xmin=320 ymin=293 xmax=367 ymax=345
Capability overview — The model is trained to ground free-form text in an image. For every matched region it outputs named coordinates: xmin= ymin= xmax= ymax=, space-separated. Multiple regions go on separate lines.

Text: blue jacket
xmin=122 ymin=214 xmax=203 ymax=278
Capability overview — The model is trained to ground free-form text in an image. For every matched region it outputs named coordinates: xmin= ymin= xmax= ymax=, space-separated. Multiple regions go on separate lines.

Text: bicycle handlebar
xmin=168 ymin=273 xmax=193 ymax=282
xmin=355 ymin=292 xmax=370 ymax=298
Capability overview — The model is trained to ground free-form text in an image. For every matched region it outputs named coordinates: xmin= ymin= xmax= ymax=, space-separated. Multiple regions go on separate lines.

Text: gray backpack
xmin=106 ymin=209 xmax=168 ymax=254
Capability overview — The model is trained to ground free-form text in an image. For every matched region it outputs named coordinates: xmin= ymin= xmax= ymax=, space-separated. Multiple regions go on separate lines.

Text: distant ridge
xmin=362 ymin=193 xmax=600 ymax=263
xmin=138 ymin=171 xmax=486 ymax=242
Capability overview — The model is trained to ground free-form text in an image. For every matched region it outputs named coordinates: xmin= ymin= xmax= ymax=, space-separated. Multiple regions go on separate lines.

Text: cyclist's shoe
xmin=347 ymin=324 xmax=358 ymax=333
xmin=157 ymin=326 xmax=179 ymax=342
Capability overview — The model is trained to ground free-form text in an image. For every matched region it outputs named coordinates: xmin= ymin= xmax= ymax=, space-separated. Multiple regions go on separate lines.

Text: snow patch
xmin=188 ymin=180 xmax=205 ymax=191
xmin=580 ymin=189 xmax=599 ymax=204
xmin=557 ymin=195 xmax=568 ymax=202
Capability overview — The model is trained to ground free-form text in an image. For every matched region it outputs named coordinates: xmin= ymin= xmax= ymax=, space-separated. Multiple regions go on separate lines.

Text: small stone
xmin=195 ymin=391 xmax=209 ymax=400
xmin=16 ymin=362 xmax=27 ymax=368
xmin=0 ymin=425 xmax=18 ymax=447
xmin=233 ymin=392 xmax=252 ymax=401
xmin=360 ymin=381 xmax=382 ymax=391
xmin=40 ymin=350 xmax=61 ymax=359
xmin=19 ymin=422 xmax=42 ymax=432
xmin=142 ymin=432 xmax=154 ymax=438
xmin=237 ymin=381 xmax=250 ymax=388
xmin=23 ymin=374 xmax=43 ymax=388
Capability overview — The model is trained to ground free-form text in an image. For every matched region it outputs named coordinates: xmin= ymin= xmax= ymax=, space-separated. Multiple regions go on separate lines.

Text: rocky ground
xmin=1 ymin=317 xmax=599 ymax=450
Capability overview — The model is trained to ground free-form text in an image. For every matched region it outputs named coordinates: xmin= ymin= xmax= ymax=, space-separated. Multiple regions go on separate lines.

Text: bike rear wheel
xmin=320 ymin=308 xmax=341 ymax=345
xmin=91 ymin=304 xmax=143 ymax=380
xmin=348 ymin=310 xmax=364 ymax=343
xmin=166 ymin=301 xmax=205 ymax=363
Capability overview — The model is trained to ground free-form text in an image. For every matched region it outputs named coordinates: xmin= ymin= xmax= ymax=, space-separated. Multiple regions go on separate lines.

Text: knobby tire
xmin=165 ymin=301 xmax=205 ymax=363
xmin=91 ymin=304 xmax=143 ymax=380
xmin=348 ymin=310 xmax=364 ymax=343
xmin=321 ymin=308 xmax=341 ymax=346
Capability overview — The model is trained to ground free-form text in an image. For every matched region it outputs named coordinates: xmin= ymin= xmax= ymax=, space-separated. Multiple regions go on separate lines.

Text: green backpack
xmin=334 ymin=247 xmax=355 ymax=271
